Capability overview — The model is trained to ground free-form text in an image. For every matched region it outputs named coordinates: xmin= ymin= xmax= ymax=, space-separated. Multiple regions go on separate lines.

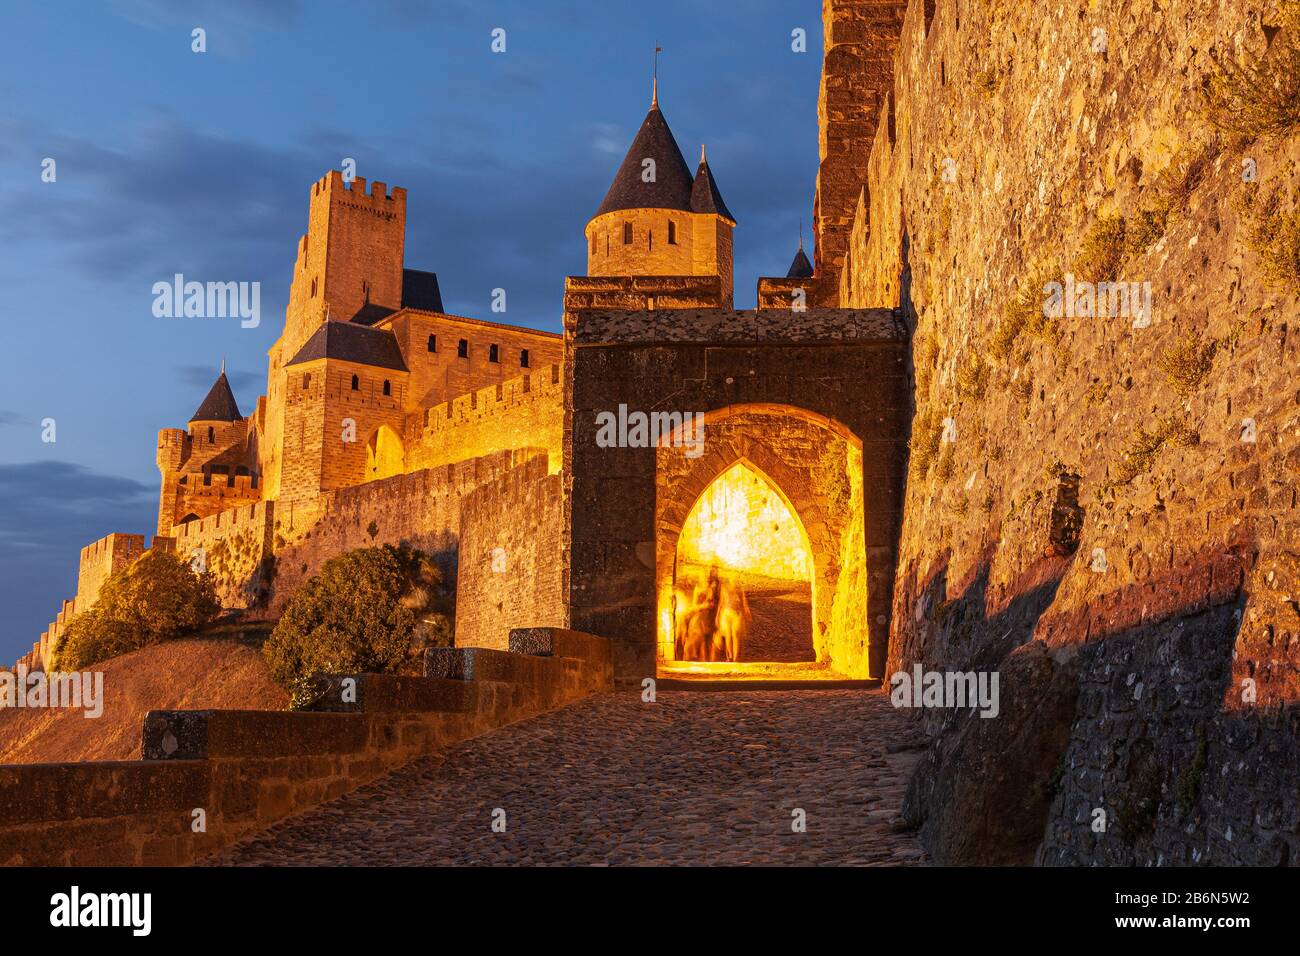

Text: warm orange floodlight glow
xmin=671 ymin=461 xmax=814 ymax=664
xmin=676 ymin=461 xmax=810 ymax=580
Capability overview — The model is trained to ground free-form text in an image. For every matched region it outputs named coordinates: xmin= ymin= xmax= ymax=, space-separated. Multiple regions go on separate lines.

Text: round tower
xmin=585 ymin=82 xmax=736 ymax=305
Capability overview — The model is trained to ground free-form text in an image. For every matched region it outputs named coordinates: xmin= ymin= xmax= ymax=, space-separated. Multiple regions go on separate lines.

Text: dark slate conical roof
xmin=190 ymin=370 xmax=242 ymax=422
xmin=787 ymin=246 xmax=814 ymax=278
xmin=595 ymin=104 xmax=695 ymax=217
xmin=689 ymin=149 xmax=734 ymax=221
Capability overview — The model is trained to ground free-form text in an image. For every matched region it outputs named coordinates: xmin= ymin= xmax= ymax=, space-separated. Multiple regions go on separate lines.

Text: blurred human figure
xmin=715 ymin=573 xmax=750 ymax=662
xmin=680 ymin=566 xmax=720 ymax=661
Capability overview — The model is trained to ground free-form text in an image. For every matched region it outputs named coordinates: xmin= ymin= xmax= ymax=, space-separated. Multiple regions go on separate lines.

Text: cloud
xmin=590 ymin=123 xmax=625 ymax=157
xmin=108 ymin=0 xmax=300 ymax=59
xmin=176 ymin=364 xmax=260 ymax=401
xmin=0 ymin=113 xmax=308 ymax=313
xmin=0 ymin=461 xmax=157 ymax=663
xmin=0 ymin=462 xmax=155 ymax=549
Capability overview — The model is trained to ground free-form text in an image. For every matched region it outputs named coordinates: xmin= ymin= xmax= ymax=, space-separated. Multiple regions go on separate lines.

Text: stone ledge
xmin=571 ymin=307 xmax=906 ymax=345
xmin=509 ymin=626 xmax=612 ymax=666
xmin=143 ymin=709 xmax=371 ymax=760
xmin=0 ymin=760 xmax=208 ymax=826
xmin=299 ymin=673 xmax=481 ymax=714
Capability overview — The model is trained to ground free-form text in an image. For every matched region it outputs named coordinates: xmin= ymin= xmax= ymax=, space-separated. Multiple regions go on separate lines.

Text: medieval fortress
xmin=20 ymin=52 xmax=909 ymax=684
xmin=10 ymin=0 xmax=1299 ymax=866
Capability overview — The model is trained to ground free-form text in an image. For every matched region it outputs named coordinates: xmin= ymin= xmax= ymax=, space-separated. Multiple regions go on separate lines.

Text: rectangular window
xmin=457 ymin=339 xmax=468 ymax=358
xmin=489 ymin=344 xmax=499 ymax=363
xmin=668 ymin=220 xmax=677 ymax=245
xmin=623 ymin=222 xmax=633 ymax=244
xmin=520 ymin=349 xmax=530 ymax=368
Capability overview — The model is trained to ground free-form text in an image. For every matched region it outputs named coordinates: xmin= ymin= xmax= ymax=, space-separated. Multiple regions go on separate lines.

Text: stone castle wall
xmin=827 ymin=0 xmax=1299 ymax=864
xmin=455 ymin=455 xmax=567 ymax=650
xmin=164 ymin=448 xmax=550 ymax=620
xmin=17 ymin=533 xmax=171 ymax=672
xmin=409 ymin=363 xmax=564 ymax=474
xmin=172 ymin=502 xmax=277 ymax=612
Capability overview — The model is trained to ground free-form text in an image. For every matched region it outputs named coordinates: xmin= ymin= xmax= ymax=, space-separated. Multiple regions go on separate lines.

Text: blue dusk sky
xmin=0 ymin=0 xmax=824 ymax=663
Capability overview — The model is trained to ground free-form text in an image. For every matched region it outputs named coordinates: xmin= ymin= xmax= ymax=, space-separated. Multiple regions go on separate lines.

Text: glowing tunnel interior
xmin=668 ymin=461 xmax=817 ymax=671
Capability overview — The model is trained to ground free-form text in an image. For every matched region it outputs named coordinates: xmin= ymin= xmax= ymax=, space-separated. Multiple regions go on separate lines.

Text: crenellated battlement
xmin=312 ymin=169 xmax=408 ymax=210
xmin=407 ymin=363 xmax=564 ymax=475
xmin=173 ymin=500 xmax=273 ymax=541
xmin=419 ymin=363 xmax=563 ymax=434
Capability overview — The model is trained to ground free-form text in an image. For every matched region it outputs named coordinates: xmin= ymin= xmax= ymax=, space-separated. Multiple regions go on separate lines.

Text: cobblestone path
xmin=207 ymin=689 xmax=928 ymax=866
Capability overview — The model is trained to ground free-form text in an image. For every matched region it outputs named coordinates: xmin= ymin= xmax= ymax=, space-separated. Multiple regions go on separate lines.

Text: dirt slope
xmin=0 ymin=638 xmax=288 ymax=764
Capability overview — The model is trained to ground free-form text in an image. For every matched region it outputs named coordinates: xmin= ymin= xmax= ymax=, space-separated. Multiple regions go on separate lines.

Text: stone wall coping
xmin=571 ymin=307 xmax=905 ymax=345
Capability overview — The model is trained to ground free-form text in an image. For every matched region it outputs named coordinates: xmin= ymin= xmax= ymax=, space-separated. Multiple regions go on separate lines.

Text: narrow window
xmin=668 ymin=220 xmax=676 ymax=245
xmin=623 ymin=222 xmax=633 ymax=244
xmin=648 ymin=230 xmax=653 ymax=251
xmin=351 ymin=374 xmax=359 ymax=390
xmin=207 ymin=426 xmax=214 ymax=442
xmin=427 ymin=333 xmax=437 ymax=352
xmin=383 ymin=380 xmax=391 ymax=396
xmin=458 ymin=338 xmax=468 ymax=358
xmin=520 ymin=349 xmax=530 ymax=368
xmin=302 ymin=373 xmax=311 ymax=390
xmin=362 ymin=280 xmax=369 ymax=301
xmin=310 ymin=277 xmax=317 ymax=297
xmin=489 ymin=344 xmax=499 ymax=363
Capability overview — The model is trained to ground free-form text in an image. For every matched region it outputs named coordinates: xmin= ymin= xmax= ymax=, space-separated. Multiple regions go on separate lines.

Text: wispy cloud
xmin=0 ymin=461 xmax=157 ymax=661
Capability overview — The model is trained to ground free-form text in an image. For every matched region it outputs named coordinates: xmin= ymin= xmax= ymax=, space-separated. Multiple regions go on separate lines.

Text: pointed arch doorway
xmin=655 ymin=403 xmax=870 ymax=680
xmin=672 ymin=459 xmax=816 ymax=665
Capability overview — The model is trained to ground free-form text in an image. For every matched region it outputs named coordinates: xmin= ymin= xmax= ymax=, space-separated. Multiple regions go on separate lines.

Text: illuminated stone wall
xmin=564 ymin=304 xmax=909 ymax=680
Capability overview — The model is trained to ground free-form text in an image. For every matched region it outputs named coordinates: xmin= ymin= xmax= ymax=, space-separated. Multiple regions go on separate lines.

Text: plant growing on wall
xmin=1205 ymin=5 xmax=1300 ymax=142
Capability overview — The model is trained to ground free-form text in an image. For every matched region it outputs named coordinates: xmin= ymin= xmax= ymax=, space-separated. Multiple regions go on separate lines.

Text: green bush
xmin=262 ymin=545 xmax=451 ymax=699
xmin=52 ymin=549 xmax=221 ymax=670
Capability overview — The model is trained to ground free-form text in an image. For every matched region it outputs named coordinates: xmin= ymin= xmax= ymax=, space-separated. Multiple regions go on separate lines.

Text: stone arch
xmin=669 ymin=456 xmax=817 ymax=663
xmin=654 ymin=403 xmax=869 ymax=677
xmin=365 ymin=424 xmax=405 ymax=481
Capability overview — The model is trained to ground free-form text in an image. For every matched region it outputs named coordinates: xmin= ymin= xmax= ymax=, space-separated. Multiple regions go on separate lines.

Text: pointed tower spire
xmin=190 ymin=366 xmax=242 ymax=423
xmin=651 ymin=44 xmax=661 ymax=108
xmin=689 ymin=143 xmax=735 ymax=221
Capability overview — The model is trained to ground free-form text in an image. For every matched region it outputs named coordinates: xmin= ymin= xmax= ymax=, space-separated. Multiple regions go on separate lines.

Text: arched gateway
xmin=655 ymin=404 xmax=868 ymax=677
xmin=563 ymin=298 xmax=909 ymax=683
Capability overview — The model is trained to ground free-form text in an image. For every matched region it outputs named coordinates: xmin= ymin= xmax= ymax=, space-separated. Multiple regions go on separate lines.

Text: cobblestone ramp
xmin=207 ymin=689 xmax=928 ymax=866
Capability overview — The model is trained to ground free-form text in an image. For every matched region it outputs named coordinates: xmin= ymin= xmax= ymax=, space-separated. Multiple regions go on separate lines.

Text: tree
xmin=262 ymin=545 xmax=451 ymax=700
xmin=52 ymin=548 xmax=221 ymax=670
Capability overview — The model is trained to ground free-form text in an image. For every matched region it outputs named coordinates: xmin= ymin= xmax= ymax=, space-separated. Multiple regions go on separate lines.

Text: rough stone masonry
xmin=824 ymin=0 xmax=1299 ymax=864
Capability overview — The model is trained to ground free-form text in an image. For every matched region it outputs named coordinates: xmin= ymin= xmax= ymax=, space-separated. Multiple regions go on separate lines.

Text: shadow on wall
xmin=893 ymin=534 xmax=1296 ymax=866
